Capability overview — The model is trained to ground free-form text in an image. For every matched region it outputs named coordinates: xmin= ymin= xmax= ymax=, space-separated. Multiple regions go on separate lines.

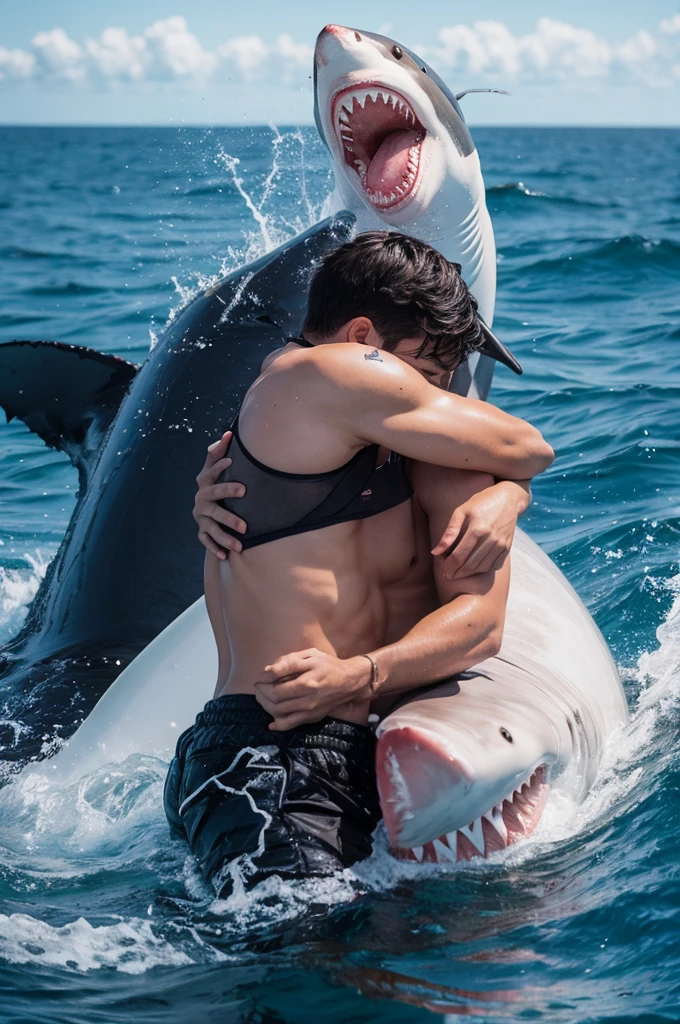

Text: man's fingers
xmin=431 ymin=511 xmax=466 ymax=556
xmin=268 ymin=709 xmax=325 ymax=732
xmin=206 ymin=456 xmax=233 ymax=482
xmin=198 ymin=501 xmax=247 ymax=534
xmin=207 ymin=431 xmax=232 ymax=459
xmin=263 ymin=670 xmax=319 ymax=697
xmin=449 ymin=538 xmax=497 ymax=578
xmin=198 ymin=531 xmax=227 ymax=560
xmin=262 ymin=652 xmax=313 ymax=681
xmin=204 ymin=520 xmax=242 ymax=553
xmin=197 ymin=457 xmax=233 ymax=489
xmin=258 ymin=693 xmax=315 ymax=716
xmin=206 ymin=482 xmax=246 ymax=504
xmin=441 ymin=529 xmax=479 ymax=577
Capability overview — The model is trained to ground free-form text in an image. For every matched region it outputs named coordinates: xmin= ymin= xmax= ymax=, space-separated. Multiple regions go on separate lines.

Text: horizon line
xmin=1 ymin=122 xmax=680 ymax=130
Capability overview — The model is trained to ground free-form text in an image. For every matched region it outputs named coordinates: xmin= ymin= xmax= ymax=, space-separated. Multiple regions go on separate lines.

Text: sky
xmin=1 ymin=1 xmax=679 ymax=126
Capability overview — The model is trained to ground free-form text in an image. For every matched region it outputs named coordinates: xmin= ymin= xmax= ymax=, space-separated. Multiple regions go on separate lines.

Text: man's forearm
xmin=359 ymin=593 xmax=503 ymax=697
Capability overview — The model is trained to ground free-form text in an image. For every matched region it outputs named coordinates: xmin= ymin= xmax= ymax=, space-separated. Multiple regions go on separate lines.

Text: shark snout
xmin=376 ymin=714 xmax=553 ymax=855
xmin=377 ymin=726 xmax=475 ymax=846
xmin=315 ymin=25 xmax=362 ymax=67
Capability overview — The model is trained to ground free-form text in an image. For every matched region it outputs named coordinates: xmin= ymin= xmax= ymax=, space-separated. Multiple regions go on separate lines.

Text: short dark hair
xmin=302 ymin=231 xmax=483 ymax=369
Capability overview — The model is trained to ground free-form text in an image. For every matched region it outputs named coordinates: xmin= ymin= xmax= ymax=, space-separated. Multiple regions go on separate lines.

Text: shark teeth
xmin=458 ymin=818 xmax=485 ymax=855
xmin=402 ymin=765 xmax=548 ymax=866
xmin=332 ymin=84 xmax=425 ymax=210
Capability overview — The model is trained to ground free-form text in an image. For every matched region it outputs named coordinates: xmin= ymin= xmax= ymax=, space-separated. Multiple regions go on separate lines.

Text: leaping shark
xmin=314 ymin=25 xmax=498 ymax=398
xmin=0 ymin=24 xmax=627 ymax=866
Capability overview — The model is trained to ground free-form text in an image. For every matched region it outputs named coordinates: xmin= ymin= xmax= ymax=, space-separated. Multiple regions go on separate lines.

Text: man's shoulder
xmin=272 ymin=343 xmax=416 ymax=394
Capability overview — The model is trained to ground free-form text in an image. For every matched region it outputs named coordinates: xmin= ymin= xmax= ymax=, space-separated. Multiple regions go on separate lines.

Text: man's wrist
xmin=496 ymin=478 xmax=531 ymax=515
xmin=346 ymin=654 xmax=380 ymax=699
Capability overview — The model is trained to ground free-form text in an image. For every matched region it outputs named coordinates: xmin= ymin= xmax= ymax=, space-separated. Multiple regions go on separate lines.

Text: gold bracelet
xmin=361 ymin=653 xmax=380 ymax=695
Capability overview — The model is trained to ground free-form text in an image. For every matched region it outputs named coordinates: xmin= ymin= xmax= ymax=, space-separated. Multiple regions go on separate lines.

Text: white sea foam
xmin=0 ymin=550 xmax=52 ymax=643
xmin=0 ymin=913 xmax=194 ymax=974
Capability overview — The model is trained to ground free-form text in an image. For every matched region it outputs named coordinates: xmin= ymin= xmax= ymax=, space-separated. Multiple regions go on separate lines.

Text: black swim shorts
xmin=163 ymin=694 xmax=381 ymax=896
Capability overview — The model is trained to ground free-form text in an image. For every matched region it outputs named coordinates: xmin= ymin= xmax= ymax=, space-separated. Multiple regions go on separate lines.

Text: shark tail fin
xmin=0 ymin=340 xmax=138 ymax=486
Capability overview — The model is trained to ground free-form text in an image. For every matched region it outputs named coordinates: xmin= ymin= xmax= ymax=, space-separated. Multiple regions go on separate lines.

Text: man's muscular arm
xmin=305 ymin=344 xmax=554 ymax=481
xmin=361 ymin=465 xmax=509 ymax=693
xmin=256 ymin=468 xmax=510 ymax=730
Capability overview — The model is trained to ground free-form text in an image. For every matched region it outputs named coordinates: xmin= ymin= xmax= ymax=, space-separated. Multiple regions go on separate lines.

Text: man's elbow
xmin=466 ymin=602 xmax=503 ymax=659
xmin=477 ymin=623 xmax=503 ymax=661
xmin=512 ymin=426 xmax=554 ymax=478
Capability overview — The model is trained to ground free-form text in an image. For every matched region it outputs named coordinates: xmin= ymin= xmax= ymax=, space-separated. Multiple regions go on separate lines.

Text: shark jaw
xmin=376 ymin=715 xmax=557 ymax=863
xmin=394 ymin=766 xmax=550 ymax=864
xmin=333 ymin=84 xmax=425 ymax=212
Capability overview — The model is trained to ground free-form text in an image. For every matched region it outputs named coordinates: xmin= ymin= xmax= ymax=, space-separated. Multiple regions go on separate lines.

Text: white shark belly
xmin=325 ymin=150 xmax=496 ymax=327
xmin=36 ymin=598 xmax=217 ymax=782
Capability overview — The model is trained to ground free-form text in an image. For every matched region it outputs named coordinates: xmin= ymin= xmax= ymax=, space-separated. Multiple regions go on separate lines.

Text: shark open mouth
xmin=332 ymin=84 xmax=425 ymax=210
xmin=394 ymin=765 xmax=549 ymax=863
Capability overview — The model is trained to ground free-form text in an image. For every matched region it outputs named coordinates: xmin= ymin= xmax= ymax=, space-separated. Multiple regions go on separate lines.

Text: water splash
xmin=0 ymin=551 xmax=52 ymax=644
xmin=0 ymin=913 xmax=197 ymax=975
xmin=160 ymin=128 xmax=327 ymax=340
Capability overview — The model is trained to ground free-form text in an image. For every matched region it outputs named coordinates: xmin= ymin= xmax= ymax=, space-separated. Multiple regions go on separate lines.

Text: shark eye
xmin=500 ymin=727 xmax=513 ymax=743
xmin=392 ymin=45 xmax=403 ymax=59
xmin=421 ymin=66 xmax=428 ymax=74
xmin=354 ymin=32 xmax=362 ymax=42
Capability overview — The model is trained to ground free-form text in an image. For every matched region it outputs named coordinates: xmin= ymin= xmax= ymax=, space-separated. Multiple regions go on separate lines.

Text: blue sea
xmin=0 ymin=125 xmax=679 ymax=1022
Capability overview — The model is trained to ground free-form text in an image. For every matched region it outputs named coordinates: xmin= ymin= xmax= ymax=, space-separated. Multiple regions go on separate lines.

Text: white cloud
xmin=218 ymin=33 xmax=312 ymax=82
xmin=32 ymin=28 xmax=86 ymax=82
xmin=143 ymin=16 xmax=217 ymax=79
xmin=0 ymin=47 xmax=35 ymax=81
xmin=436 ymin=21 xmax=523 ymax=77
xmin=660 ymin=15 xmax=680 ymax=35
xmin=428 ymin=15 xmax=680 ymax=87
xmin=85 ymin=28 xmax=148 ymax=80
xmin=2 ymin=16 xmax=680 ymax=91
xmin=218 ymin=35 xmax=270 ymax=79
xmin=432 ymin=18 xmax=613 ymax=79
xmin=274 ymin=34 xmax=313 ymax=66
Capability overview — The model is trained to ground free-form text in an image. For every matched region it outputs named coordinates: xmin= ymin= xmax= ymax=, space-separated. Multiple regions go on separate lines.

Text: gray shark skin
xmin=0 ymin=214 xmax=355 ymax=767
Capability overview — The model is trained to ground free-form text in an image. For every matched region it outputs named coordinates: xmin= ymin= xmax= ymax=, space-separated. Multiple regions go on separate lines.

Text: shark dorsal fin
xmin=0 ymin=340 xmax=138 ymax=488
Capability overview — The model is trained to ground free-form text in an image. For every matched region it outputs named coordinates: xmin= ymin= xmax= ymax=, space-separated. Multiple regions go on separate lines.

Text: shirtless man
xmin=165 ymin=232 xmax=553 ymax=896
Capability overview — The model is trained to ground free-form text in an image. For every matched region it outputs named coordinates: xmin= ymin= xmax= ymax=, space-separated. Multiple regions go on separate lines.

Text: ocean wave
xmin=25 ymin=282 xmax=108 ymax=297
xmin=486 ymin=180 xmax=614 ymax=208
xmin=505 ymin=234 xmax=680 ymax=282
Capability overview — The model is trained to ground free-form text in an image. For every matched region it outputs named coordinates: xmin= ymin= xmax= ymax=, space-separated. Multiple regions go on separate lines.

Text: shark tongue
xmin=365 ymin=128 xmax=420 ymax=197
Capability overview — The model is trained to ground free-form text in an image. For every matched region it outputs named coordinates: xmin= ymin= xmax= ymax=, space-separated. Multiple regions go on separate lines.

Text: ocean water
xmin=0 ymin=125 xmax=679 ymax=1022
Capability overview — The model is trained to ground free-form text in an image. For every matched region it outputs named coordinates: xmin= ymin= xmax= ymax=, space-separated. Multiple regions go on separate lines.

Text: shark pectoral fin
xmin=0 ymin=340 xmax=138 ymax=483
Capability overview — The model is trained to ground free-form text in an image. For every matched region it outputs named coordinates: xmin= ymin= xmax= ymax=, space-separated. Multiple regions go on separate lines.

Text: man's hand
xmin=194 ymin=432 xmax=247 ymax=559
xmin=254 ymin=648 xmax=371 ymax=730
xmin=431 ymin=480 xmax=531 ymax=580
